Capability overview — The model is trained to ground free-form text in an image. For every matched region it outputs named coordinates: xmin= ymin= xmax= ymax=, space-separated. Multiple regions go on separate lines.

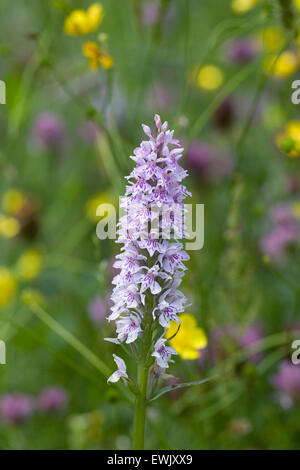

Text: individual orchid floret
xmin=139 ymin=265 xmax=170 ymax=295
xmin=158 ymin=241 xmax=189 ymax=274
xmin=156 ymin=298 xmax=183 ymax=328
xmin=116 ymin=314 xmax=142 ymax=343
xmin=152 ymin=338 xmax=177 ymax=369
xmin=107 ymin=354 xmax=128 ymax=384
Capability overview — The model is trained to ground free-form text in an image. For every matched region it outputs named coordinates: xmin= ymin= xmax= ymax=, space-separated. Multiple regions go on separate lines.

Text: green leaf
xmin=148 ymin=376 xmax=217 ymax=403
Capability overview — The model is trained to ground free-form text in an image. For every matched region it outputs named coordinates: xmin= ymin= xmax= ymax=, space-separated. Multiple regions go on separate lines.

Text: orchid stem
xmin=132 ymin=362 xmax=149 ymax=450
xmin=132 ymin=308 xmax=153 ymax=450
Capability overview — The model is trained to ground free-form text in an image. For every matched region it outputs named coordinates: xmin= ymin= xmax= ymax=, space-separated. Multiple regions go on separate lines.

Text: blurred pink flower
xmin=226 ymin=38 xmax=257 ymax=64
xmin=141 ymin=2 xmax=160 ymax=26
xmin=198 ymin=324 xmax=238 ymax=367
xmin=88 ymin=295 xmax=107 ymax=325
xmin=186 ymin=141 xmax=234 ymax=183
xmin=270 ymin=204 xmax=295 ymax=224
xmin=260 ymin=204 xmax=298 ymax=260
xmin=31 ymin=112 xmax=65 ymax=152
xmin=0 ymin=393 xmax=33 ymax=424
xmin=38 ymin=386 xmax=68 ymax=414
xmin=141 ymin=1 xmax=174 ymax=27
xmin=199 ymin=323 xmax=265 ymax=366
xmin=186 ymin=141 xmax=214 ymax=170
xmin=270 ymin=361 xmax=300 ymax=408
xmin=240 ymin=323 xmax=264 ymax=363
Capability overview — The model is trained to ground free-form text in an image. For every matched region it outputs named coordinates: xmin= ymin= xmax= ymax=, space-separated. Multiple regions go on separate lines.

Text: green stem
xmin=132 ymin=301 xmax=153 ymax=450
xmin=132 ymin=363 xmax=150 ymax=450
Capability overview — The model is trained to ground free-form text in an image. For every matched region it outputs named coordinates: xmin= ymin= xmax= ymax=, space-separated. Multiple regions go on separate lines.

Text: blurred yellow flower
xmin=293 ymin=0 xmax=300 ymax=11
xmin=276 ymin=121 xmax=300 ymax=157
xmin=2 ymin=189 xmax=26 ymax=215
xmin=166 ymin=313 xmax=207 ymax=360
xmin=231 ymin=0 xmax=261 ymax=14
xmin=16 ymin=250 xmax=43 ymax=280
xmin=87 ymin=3 xmax=104 ymax=31
xmin=0 ymin=268 xmax=17 ymax=308
xmin=83 ymin=41 xmax=113 ymax=69
xmin=64 ymin=3 xmax=104 ymax=36
xmin=264 ymin=51 xmax=298 ymax=78
xmin=86 ymin=191 xmax=115 ymax=222
xmin=292 ymin=202 xmax=300 ymax=219
xmin=196 ymin=65 xmax=224 ymax=91
xmin=260 ymin=27 xmax=286 ymax=53
xmin=0 ymin=214 xmax=20 ymax=238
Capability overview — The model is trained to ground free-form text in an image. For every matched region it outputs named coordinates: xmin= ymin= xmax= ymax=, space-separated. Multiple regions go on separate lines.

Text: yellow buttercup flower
xmin=2 ymin=189 xmax=26 ymax=215
xmin=264 ymin=51 xmax=298 ymax=78
xmin=82 ymin=41 xmax=113 ymax=69
xmin=260 ymin=27 xmax=286 ymax=53
xmin=87 ymin=3 xmax=104 ymax=31
xmin=16 ymin=250 xmax=43 ymax=280
xmin=276 ymin=121 xmax=300 ymax=157
xmin=196 ymin=65 xmax=224 ymax=91
xmin=64 ymin=3 xmax=104 ymax=36
xmin=86 ymin=191 xmax=115 ymax=222
xmin=231 ymin=0 xmax=261 ymax=14
xmin=0 ymin=268 xmax=17 ymax=308
xmin=64 ymin=10 xmax=89 ymax=35
xmin=292 ymin=202 xmax=300 ymax=219
xmin=167 ymin=313 xmax=207 ymax=360
xmin=0 ymin=214 xmax=20 ymax=238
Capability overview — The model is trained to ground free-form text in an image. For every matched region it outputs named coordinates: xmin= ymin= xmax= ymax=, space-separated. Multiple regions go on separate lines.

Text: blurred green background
xmin=0 ymin=0 xmax=300 ymax=450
